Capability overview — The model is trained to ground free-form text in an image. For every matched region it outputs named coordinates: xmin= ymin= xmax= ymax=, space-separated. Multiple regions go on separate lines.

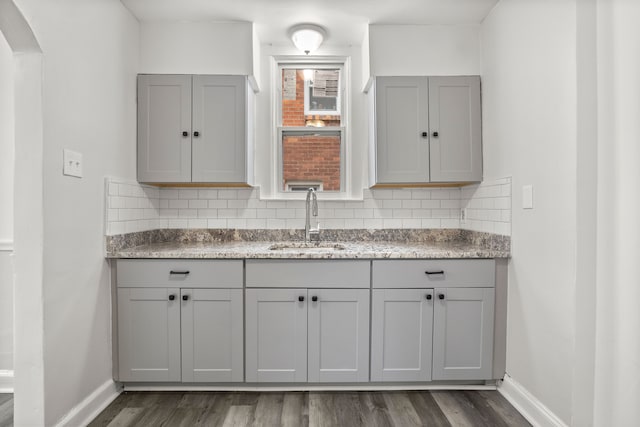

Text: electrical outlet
xmin=460 ymin=208 xmax=467 ymax=223
xmin=63 ymin=149 xmax=83 ymax=178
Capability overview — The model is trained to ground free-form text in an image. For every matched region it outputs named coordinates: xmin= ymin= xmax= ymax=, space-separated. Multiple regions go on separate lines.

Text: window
xmin=277 ymin=61 xmax=345 ymax=193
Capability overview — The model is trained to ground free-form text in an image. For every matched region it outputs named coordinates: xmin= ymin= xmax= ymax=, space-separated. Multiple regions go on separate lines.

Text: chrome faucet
xmin=305 ymin=188 xmax=320 ymax=243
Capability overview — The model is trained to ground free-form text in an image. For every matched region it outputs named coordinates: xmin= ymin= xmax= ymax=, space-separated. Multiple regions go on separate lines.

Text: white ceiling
xmin=121 ymin=0 xmax=498 ymax=47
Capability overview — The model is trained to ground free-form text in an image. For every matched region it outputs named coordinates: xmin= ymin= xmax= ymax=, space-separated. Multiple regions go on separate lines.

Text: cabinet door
xmin=371 ymin=289 xmax=433 ymax=382
xmin=192 ymin=75 xmax=246 ymax=183
xmin=137 ymin=75 xmax=192 ymax=183
xmin=117 ymin=287 xmax=181 ymax=382
xmin=375 ymin=77 xmax=429 ymax=183
xmin=432 ymin=287 xmax=494 ymax=380
xmin=181 ymin=288 xmax=244 ymax=382
xmin=308 ymin=289 xmax=370 ymax=382
xmin=245 ymin=289 xmax=307 ymax=382
xmin=428 ymin=76 xmax=482 ymax=182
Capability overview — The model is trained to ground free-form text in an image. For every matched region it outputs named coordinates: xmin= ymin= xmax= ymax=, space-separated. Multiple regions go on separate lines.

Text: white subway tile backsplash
xmin=198 ymin=189 xmax=218 ymax=199
xmin=207 ymin=219 xmax=228 ymax=228
xmin=208 ymin=200 xmax=228 ymax=209
xmin=402 ymin=200 xmax=422 ymax=209
xmin=188 ymin=219 xmax=208 ymax=229
xmin=179 ymin=189 xmax=198 ymax=199
xmin=189 ymin=199 xmax=208 ymax=209
xmin=169 ymin=199 xmax=188 ymax=209
xmin=460 ymin=177 xmax=512 ymax=236
xmin=104 ymin=177 xmax=511 ymax=236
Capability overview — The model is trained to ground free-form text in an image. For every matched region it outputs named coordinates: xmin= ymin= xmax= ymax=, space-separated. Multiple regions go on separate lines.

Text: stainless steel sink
xmin=268 ymin=242 xmax=346 ymax=251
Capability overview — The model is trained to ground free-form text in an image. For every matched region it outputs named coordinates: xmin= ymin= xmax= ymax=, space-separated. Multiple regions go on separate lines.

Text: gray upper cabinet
xmin=375 ymin=77 xmax=430 ymax=183
xmin=137 ymin=75 xmax=192 ymax=183
xmin=428 ymin=76 xmax=482 ymax=182
xmin=137 ymin=74 xmax=247 ymax=184
xmin=374 ymin=76 xmax=482 ymax=184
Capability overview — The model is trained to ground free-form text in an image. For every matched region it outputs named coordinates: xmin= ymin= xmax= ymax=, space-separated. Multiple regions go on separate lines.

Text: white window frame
xmin=273 ymin=56 xmax=349 ymax=199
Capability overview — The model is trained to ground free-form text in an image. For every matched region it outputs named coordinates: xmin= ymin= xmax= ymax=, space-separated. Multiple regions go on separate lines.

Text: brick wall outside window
xmin=282 ymin=69 xmax=341 ymax=190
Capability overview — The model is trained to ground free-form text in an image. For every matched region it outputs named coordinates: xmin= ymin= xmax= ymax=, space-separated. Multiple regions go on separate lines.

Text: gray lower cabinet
xmin=245 ymin=288 xmax=370 ymax=383
xmin=371 ymin=260 xmax=496 ymax=382
xmin=432 ymin=287 xmax=494 ymax=380
xmin=137 ymin=74 xmax=247 ymax=184
xmin=117 ymin=287 xmax=181 ymax=382
xmin=371 ymin=289 xmax=434 ymax=382
xmin=245 ymin=288 xmax=308 ymax=383
xmin=181 ymin=288 xmax=244 ymax=382
xmin=374 ymin=75 xmax=482 ymax=184
xmin=116 ymin=259 xmax=244 ymax=383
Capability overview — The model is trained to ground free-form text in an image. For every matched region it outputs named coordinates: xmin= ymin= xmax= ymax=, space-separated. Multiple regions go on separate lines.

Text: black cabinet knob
xmin=432 ymin=131 xmax=439 ymax=137
xmin=426 ymin=294 xmax=432 ymax=300
xmin=182 ymin=295 xmax=189 ymax=301
xmin=421 ymin=131 xmax=428 ymax=137
xmin=182 ymin=131 xmax=189 ymax=137
xmin=298 ymin=296 xmax=305 ymax=302
xmin=168 ymin=294 xmax=176 ymax=301
xmin=193 ymin=131 xmax=200 ymax=137
xmin=438 ymin=294 xmax=445 ymax=300
xmin=312 ymin=296 xmax=318 ymax=302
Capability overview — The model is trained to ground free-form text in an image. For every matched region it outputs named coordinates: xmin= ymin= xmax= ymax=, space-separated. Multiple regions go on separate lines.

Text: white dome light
xmin=289 ymin=24 xmax=326 ymax=55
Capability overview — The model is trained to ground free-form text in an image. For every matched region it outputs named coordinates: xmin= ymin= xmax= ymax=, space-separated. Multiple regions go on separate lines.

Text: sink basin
xmin=268 ymin=242 xmax=346 ymax=251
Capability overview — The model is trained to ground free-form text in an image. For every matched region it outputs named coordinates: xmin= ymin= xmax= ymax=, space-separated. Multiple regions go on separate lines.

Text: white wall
xmin=0 ymin=29 xmax=13 ymax=243
xmin=13 ymin=0 xmax=138 ymax=424
xmin=0 ymin=252 xmax=12 ymax=376
xmin=594 ymin=0 xmax=640 ymax=424
xmin=139 ymin=21 xmax=254 ymax=75
xmin=369 ymin=24 xmax=482 ymax=76
xmin=481 ymin=0 xmax=577 ymax=424
xmin=0 ymin=26 xmax=14 ymax=379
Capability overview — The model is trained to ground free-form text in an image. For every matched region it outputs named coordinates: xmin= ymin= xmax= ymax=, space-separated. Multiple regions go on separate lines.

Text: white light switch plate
xmin=63 ymin=149 xmax=83 ymax=178
xmin=522 ymin=185 xmax=533 ymax=209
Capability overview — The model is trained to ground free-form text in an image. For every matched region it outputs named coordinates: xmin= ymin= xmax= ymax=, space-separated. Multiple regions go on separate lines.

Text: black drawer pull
xmin=298 ymin=296 xmax=305 ymax=302
xmin=438 ymin=294 xmax=445 ymax=300
xmin=426 ymin=294 xmax=432 ymax=300
xmin=425 ymin=270 xmax=445 ymax=275
xmin=182 ymin=295 xmax=189 ymax=301
xmin=312 ymin=296 xmax=318 ymax=302
xmin=170 ymin=270 xmax=190 ymax=275
xmin=168 ymin=294 xmax=176 ymax=301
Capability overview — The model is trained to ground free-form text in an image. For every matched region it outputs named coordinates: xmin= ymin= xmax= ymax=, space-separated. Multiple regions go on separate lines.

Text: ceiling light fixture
xmin=289 ymin=24 xmax=326 ymax=55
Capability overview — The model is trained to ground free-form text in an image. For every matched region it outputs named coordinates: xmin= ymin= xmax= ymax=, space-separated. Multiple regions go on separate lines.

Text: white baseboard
xmin=498 ymin=374 xmax=568 ymax=427
xmin=55 ymin=379 xmax=122 ymax=427
xmin=0 ymin=370 xmax=14 ymax=393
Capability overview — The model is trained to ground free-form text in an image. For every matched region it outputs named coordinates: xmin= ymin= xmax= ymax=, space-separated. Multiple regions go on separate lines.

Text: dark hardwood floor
xmin=0 ymin=394 xmax=13 ymax=427
xmin=89 ymin=390 xmax=530 ymax=427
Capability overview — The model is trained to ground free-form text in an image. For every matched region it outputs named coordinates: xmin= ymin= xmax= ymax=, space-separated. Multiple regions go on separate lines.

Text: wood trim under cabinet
xmin=142 ymin=183 xmax=253 ymax=188
xmin=370 ymin=182 xmax=476 ymax=189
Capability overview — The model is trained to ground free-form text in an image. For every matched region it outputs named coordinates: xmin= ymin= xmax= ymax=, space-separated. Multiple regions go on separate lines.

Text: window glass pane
xmin=280 ymin=66 xmax=343 ymax=192
xmin=282 ymin=131 xmax=341 ymax=191
xmin=281 ymin=68 xmax=341 ymax=127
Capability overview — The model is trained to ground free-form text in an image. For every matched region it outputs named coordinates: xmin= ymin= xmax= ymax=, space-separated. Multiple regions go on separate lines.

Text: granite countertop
xmin=106 ymin=229 xmax=510 ymax=259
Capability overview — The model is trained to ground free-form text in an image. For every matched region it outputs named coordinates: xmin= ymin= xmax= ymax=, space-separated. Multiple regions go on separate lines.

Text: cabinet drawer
xmin=117 ymin=259 xmax=243 ymax=288
xmin=246 ymin=260 xmax=370 ymax=288
xmin=372 ymin=259 xmax=494 ymax=288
